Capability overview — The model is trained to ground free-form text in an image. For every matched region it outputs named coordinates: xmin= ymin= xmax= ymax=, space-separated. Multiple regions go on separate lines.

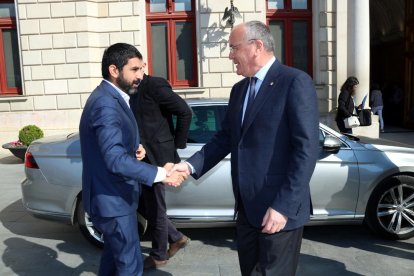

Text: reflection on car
xmin=21 ymin=99 xmax=414 ymax=247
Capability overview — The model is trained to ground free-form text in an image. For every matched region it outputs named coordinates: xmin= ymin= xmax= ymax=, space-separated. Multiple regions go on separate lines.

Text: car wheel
xmin=366 ymin=175 xmax=414 ymax=240
xmin=76 ymin=198 xmax=148 ymax=248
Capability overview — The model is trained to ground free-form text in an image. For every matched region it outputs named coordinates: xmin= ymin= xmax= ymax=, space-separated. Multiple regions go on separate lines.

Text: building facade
xmin=0 ymin=0 xmax=408 ymax=153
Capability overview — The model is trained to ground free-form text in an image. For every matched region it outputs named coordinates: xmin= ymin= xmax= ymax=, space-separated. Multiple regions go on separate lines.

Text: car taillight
xmin=25 ymin=151 xmax=39 ymax=169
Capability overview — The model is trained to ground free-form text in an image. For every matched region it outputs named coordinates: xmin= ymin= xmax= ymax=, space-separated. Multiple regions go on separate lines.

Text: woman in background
xmin=335 ymin=76 xmax=359 ymax=133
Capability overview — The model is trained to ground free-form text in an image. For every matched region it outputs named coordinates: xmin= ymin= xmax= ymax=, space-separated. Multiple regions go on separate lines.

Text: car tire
xmin=365 ymin=175 xmax=414 ymax=240
xmin=76 ymin=198 xmax=148 ymax=248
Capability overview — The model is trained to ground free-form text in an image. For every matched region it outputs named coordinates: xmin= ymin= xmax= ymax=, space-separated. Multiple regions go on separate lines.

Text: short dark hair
xmin=101 ymin=43 xmax=143 ymax=80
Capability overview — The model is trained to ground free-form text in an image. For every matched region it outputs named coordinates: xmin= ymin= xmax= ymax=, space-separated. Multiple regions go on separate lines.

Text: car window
xmin=186 ymin=105 xmax=227 ymax=143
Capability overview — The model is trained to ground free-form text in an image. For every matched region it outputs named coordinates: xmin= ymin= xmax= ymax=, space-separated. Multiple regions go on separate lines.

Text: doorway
xmin=370 ymin=0 xmax=410 ymax=129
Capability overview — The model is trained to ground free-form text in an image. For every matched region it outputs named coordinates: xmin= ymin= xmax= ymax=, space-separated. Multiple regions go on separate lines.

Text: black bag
xmin=357 ymin=95 xmax=372 ymax=126
xmin=357 ymin=109 xmax=372 ymax=126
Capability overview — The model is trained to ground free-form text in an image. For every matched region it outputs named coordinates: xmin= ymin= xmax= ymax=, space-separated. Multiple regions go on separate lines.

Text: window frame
xmin=0 ymin=0 xmax=20 ymax=95
xmin=146 ymin=0 xmax=198 ymax=87
xmin=266 ymin=0 xmax=313 ymax=76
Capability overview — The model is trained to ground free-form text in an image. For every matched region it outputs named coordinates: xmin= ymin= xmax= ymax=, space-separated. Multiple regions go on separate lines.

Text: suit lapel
xmin=102 ymin=81 xmax=135 ymax=122
xmin=101 ymin=80 xmax=139 ymax=146
xmin=137 ymin=74 xmax=149 ymax=105
xmin=241 ymin=61 xmax=280 ymax=136
xmin=234 ymin=79 xmax=250 ymax=139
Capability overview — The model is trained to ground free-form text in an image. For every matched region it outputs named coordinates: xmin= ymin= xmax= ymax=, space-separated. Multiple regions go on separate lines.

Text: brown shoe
xmin=168 ymin=235 xmax=190 ymax=258
xmin=143 ymin=256 xmax=167 ymax=269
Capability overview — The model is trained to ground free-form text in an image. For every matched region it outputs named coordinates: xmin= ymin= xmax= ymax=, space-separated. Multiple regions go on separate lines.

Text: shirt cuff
xmin=154 ymin=167 xmax=167 ymax=183
xmin=184 ymin=161 xmax=195 ymax=174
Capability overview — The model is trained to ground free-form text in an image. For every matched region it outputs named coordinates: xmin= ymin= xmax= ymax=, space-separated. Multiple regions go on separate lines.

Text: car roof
xmin=185 ymin=98 xmax=228 ymax=105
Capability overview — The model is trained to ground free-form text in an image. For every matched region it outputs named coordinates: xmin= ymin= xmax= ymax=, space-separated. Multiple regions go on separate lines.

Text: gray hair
xmin=244 ymin=21 xmax=275 ymax=53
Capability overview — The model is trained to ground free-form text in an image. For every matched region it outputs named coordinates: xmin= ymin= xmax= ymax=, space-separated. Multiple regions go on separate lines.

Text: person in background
xmin=335 ymin=76 xmax=360 ymax=133
xmin=129 ymin=66 xmax=192 ymax=269
xmin=370 ymin=83 xmax=385 ymax=133
xmin=172 ymin=21 xmax=319 ymax=275
xmin=79 ymin=43 xmax=186 ymax=276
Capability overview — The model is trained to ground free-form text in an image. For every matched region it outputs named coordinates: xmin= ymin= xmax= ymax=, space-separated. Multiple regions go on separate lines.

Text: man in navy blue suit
xmin=173 ymin=21 xmax=319 ymax=275
xmin=79 ymin=43 xmax=186 ymax=276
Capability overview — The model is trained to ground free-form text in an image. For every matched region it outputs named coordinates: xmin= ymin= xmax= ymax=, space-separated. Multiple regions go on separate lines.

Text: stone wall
xmin=1 ymin=0 xmax=147 ymax=154
xmin=0 ymin=0 xmax=349 ymax=155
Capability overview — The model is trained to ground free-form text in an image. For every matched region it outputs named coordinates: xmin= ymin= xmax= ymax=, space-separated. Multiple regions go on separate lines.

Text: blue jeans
xmin=371 ymin=106 xmax=384 ymax=130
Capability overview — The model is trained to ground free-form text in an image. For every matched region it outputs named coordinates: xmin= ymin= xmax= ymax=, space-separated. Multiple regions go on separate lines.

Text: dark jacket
xmin=187 ymin=60 xmax=319 ymax=230
xmin=336 ymin=89 xmax=355 ymax=122
xmin=129 ymin=74 xmax=192 ymax=166
xmin=370 ymin=89 xmax=383 ymax=108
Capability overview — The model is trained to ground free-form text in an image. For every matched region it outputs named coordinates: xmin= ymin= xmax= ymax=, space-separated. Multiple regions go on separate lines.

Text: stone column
xmin=347 ymin=0 xmax=370 ymax=105
xmin=347 ymin=0 xmax=379 ymax=138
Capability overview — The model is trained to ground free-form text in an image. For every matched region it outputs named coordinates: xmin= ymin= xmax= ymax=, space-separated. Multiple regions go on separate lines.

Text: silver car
xmin=21 ymin=99 xmax=414 ymax=247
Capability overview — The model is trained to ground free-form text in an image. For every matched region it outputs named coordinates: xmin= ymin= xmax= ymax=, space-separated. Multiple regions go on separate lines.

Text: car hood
xmin=361 ymin=142 xmax=414 ymax=154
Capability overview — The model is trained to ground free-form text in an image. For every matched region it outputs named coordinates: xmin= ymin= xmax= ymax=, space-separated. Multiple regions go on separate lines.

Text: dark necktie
xmin=243 ymin=77 xmax=257 ymax=125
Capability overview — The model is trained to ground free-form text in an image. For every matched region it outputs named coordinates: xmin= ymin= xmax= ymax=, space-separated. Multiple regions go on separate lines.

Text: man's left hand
xmin=261 ymin=207 xmax=288 ymax=234
xmin=136 ymin=144 xmax=146 ymax=160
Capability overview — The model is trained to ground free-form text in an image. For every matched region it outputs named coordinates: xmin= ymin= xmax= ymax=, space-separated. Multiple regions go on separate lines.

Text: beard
xmin=116 ymin=73 xmax=140 ymax=95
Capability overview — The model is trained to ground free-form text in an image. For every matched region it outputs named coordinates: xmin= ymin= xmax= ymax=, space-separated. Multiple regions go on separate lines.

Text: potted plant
xmin=2 ymin=125 xmax=44 ymax=160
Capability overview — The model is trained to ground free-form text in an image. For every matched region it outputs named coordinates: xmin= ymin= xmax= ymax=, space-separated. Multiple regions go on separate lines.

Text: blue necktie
xmin=243 ymin=77 xmax=257 ymax=125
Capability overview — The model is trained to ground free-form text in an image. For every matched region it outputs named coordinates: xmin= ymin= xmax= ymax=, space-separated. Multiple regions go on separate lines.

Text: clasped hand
xmin=135 ymin=144 xmax=146 ymax=160
xmin=162 ymin=162 xmax=190 ymax=187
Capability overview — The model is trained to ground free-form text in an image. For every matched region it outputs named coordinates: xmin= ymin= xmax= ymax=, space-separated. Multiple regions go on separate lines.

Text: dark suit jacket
xmin=187 ymin=60 xmax=319 ymax=230
xmin=129 ymin=74 xmax=192 ymax=166
xmin=79 ymin=80 xmax=158 ymax=218
xmin=336 ymin=89 xmax=355 ymax=121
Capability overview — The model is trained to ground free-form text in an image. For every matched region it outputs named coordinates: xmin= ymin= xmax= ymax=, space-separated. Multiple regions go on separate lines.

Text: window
xmin=0 ymin=0 xmax=21 ymax=95
xmin=146 ymin=0 xmax=197 ymax=87
xmin=187 ymin=104 xmax=227 ymax=143
xmin=173 ymin=104 xmax=227 ymax=143
xmin=267 ymin=0 xmax=313 ymax=75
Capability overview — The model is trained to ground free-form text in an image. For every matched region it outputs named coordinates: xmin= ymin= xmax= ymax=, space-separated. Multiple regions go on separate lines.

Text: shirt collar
xmin=103 ymin=79 xmax=130 ymax=107
xmin=254 ymin=56 xmax=276 ymax=81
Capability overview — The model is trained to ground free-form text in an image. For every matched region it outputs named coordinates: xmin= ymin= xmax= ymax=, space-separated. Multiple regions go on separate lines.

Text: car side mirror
xmin=323 ymin=135 xmax=342 ymax=153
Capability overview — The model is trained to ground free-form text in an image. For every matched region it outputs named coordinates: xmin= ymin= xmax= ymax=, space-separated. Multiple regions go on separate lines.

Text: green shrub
xmin=18 ymin=125 xmax=44 ymax=146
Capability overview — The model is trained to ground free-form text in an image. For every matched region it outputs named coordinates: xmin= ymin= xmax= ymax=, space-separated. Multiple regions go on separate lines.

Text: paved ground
xmin=0 ymin=129 xmax=413 ymax=275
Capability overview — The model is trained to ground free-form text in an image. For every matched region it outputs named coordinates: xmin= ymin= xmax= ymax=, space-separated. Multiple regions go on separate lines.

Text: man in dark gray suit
xmin=173 ymin=21 xmax=319 ymax=275
xmin=130 ymin=71 xmax=192 ymax=269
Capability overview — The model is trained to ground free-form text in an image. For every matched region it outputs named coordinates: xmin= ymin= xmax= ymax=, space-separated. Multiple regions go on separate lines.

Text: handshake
xmin=135 ymin=144 xmax=191 ymax=187
xmin=161 ymin=162 xmax=191 ymax=187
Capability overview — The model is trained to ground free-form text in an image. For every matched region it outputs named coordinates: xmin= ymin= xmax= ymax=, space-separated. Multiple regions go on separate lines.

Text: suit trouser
xmin=91 ymin=213 xmax=143 ymax=276
xmin=236 ymin=209 xmax=303 ymax=276
xmin=139 ymin=182 xmax=183 ymax=260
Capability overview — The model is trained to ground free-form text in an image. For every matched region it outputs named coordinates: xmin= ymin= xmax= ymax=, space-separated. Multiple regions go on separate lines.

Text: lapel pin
xmin=270 ymin=82 xmax=274 ymax=86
